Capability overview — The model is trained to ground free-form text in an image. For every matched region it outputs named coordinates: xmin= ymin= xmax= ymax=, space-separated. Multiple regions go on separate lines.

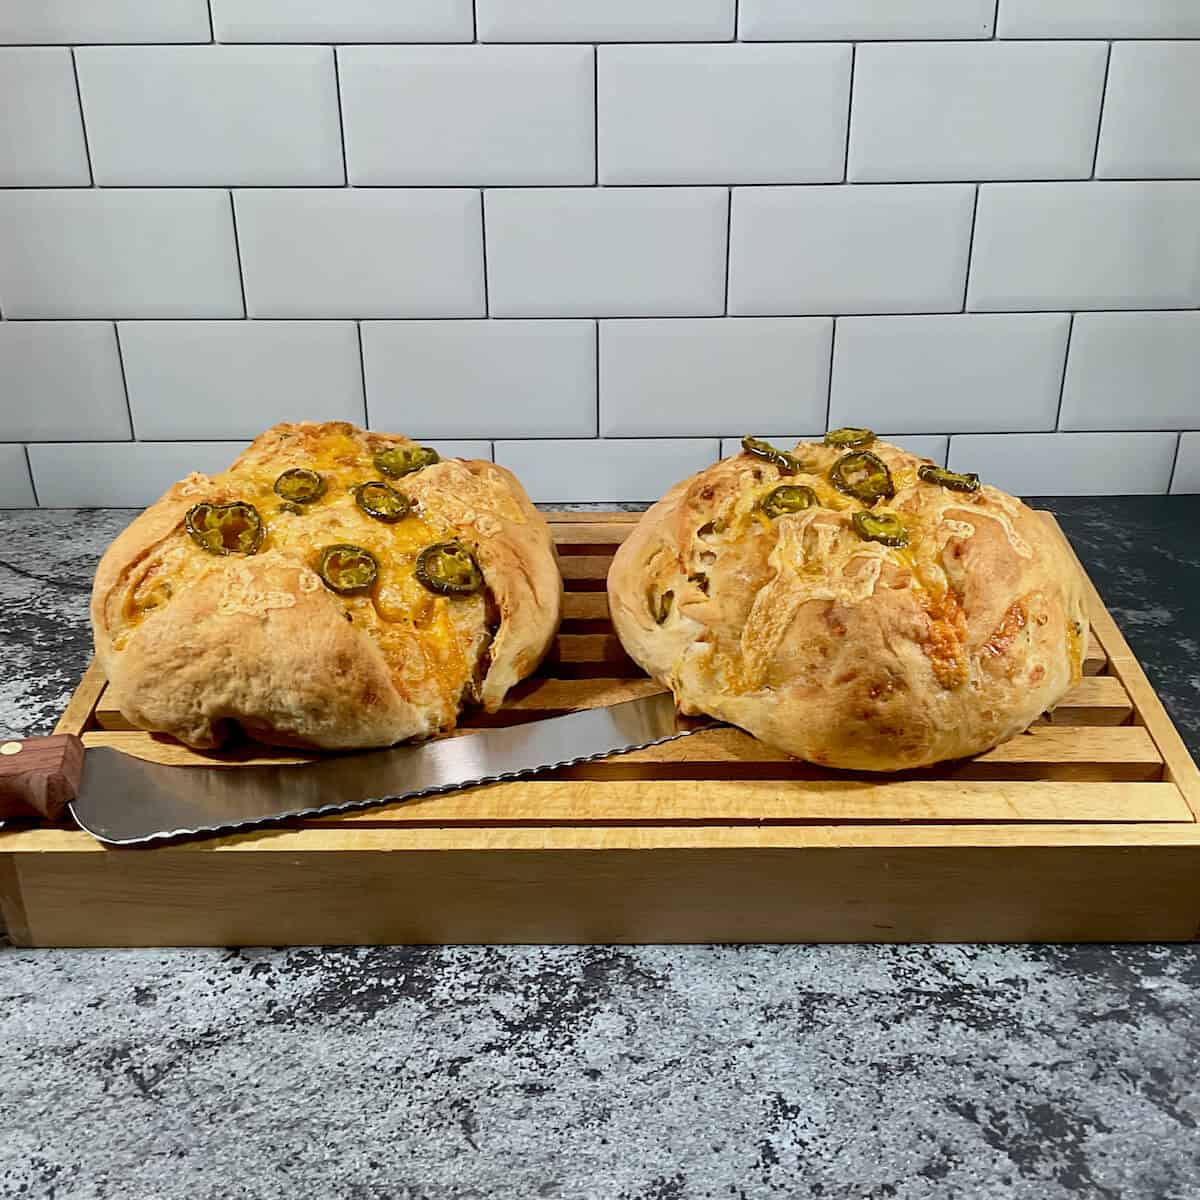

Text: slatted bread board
xmin=3 ymin=511 xmax=1199 ymax=947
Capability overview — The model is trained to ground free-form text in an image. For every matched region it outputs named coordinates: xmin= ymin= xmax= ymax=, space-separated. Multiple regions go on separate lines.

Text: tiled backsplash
xmin=1 ymin=0 xmax=1197 ymax=505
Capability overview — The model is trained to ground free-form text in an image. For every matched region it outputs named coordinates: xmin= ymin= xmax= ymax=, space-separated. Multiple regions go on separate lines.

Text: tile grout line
xmin=3 ymin=307 xmax=1197 ymax=323
xmin=69 ymin=47 xmax=95 ymax=187
xmin=112 ymin=321 xmax=137 ymax=440
xmin=842 ymin=43 xmax=855 ymax=181
xmin=471 ymin=0 xmax=477 ymax=42
xmin=824 ymin=318 xmax=837 ymax=433
xmin=332 ymin=46 xmax=349 ymax=186
xmin=10 ymin=429 xmax=1191 ymax=444
xmin=1090 ymin=41 xmax=1113 ymax=177
xmin=356 ymin=321 xmax=370 ymax=428
xmin=227 ymin=190 xmax=249 ymax=317
xmin=4 ymin=37 xmax=1200 ymax=48
xmin=732 ymin=0 xmax=739 ymax=41
xmin=592 ymin=44 xmax=599 ymax=186
xmin=991 ymin=0 xmax=1000 ymax=38
xmin=593 ymin=319 xmax=600 ymax=438
xmin=479 ymin=190 xmax=489 ymax=315
xmin=1168 ymin=431 xmax=1183 ymax=493
xmin=961 ymin=183 xmax=980 ymax=311
xmin=206 ymin=0 xmax=214 ymax=42
xmin=1 ymin=177 xmax=1195 ymax=192
xmin=723 ymin=188 xmax=732 ymax=315
xmin=22 ymin=445 xmax=39 ymax=507
xmin=1053 ymin=312 xmax=1075 ymax=430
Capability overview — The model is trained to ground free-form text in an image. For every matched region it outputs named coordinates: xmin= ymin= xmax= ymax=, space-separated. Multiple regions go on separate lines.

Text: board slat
xmin=91 ymin=671 xmax=1131 ymax=735
xmin=79 ymin=724 xmax=1163 ymax=785
xmin=307 ymin=780 xmax=1192 ymax=827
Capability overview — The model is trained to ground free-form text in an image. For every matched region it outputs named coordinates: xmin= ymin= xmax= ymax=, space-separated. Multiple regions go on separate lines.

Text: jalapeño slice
xmin=185 ymin=501 xmax=264 ymax=556
xmin=741 ymin=435 xmax=805 ymax=476
xmin=354 ymin=481 xmax=411 ymax=523
xmin=851 ymin=510 xmax=909 ymax=549
xmin=318 ymin=544 xmax=378 ymax=594
xmin=824 ymin=427 xmax=875 ymax=449
xmin=761 ymin=484 xmax=817 ymax=519
xmin=829 ymin=450 xmax=895 ymax=505
xmin=273 ymin=467 xmax=325 ymax=504
xmin=918 ymin=464 xmax=981 ymax=494
xmin=415 ymin=541 xmax=483 ymax=597
xmin=374 ymin=444 xmax=440 ymax=479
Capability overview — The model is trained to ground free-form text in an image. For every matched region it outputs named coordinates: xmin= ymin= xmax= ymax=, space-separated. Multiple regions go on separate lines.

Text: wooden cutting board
xmin=3 ymin=511 xmax=1198 ymax=948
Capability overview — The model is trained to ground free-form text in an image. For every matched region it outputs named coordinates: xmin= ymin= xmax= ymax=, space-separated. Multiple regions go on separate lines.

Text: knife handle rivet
xmin=0 ymin=742 xmax=21 ymax=756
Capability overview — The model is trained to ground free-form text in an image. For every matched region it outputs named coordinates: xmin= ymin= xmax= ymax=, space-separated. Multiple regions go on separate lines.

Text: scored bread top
xmin=91 ymin=421 xmax=561 ymax=750
xmin=608 ymin=436 xmax=1088 ymax=771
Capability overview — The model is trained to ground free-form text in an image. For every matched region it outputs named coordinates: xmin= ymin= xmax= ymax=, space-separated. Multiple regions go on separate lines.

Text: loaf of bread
xmin=91 ymin=421 xmax=561 ymax=750
xmin=608 ymin=434 xmax=1088 ymax=771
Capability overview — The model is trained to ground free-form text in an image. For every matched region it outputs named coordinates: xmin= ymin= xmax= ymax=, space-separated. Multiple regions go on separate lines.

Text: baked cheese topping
xmin=107 ymin=424 xmax=492 ymax=723
xmin=662 ymin=437 xmax=1051 ymax=696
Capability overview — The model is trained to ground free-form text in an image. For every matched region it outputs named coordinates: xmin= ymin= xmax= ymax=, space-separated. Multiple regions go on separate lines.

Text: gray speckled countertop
xmin=2 ymin=498 xmax=1199 ymax=1200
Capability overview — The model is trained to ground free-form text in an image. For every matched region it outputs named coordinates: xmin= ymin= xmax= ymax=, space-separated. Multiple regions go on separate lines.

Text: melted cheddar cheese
xmin=111 ymin=425 xmax=490 ymax=720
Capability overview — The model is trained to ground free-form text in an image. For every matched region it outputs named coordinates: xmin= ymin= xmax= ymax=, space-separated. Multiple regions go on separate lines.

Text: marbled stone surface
xmin=2 ymin=498 xmax=1199 ymax=1199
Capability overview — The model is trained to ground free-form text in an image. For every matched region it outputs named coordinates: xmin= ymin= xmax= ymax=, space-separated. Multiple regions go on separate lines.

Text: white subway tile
xmin=0 ymin=49 xmax=89 ymax=186
xmin=719 ymin=434 xmax=818 ymax=456
xmin=729 ymin=185 xmax=973 ymax=316
xmin=0 ymin=322 xmax=128 ymax=440
xmin=77 ymin=47 xmax=342 ymax=187
xmin=0 ymin=446 xmax=35 ymax=507
xmin=599 ymin=44 xmax=849 ymax=185
xmin=1060 ymin=313 xmax=1200 ymax=432
xmin=1171 ymin=433 xmax=1200 ymax=495
xmin=495 ymin=438 xmax=717 ymax=503
xmin=830 ymin=314 xmax=1069 ymax=433
xmin=997 ymin=0 xmax=1200 ymax=38
xmin=0 ymin=190 xmax=242 ymax=319
xmin=968 ymin=183 xmax=1200 ymax=311
xmin=1097 ymin=43 xmax=1200 ymax=180
xmin=0 ymin=0 xmax=209 ymax=44
xmin=849 ymin=42 xmax=1106 ymax=183
xmin=235 ymin=190 xmax=485 ymax=319
xmin=871 ymin=434 xmax=948 ymax=464
xmin=27 ymin=441 xmax=251 ymax=508
xmin=485 ymin=188 xmax=727 ymax=318
xmin=601 ymin=318 xmax=831 ymax=436
xmin=718 ymin=434 xmax=948 ymax=464
xmin=947 ymin=432 xmax=1178 ymax=496
xmin=213 ymin=0 xmax=473 ymax=42
xmin=119 ymin=321 xmax=364 ymax=440
xmin=341 ymin=46 xmax=592 ymax=187
xmin=477 ymin=0 xmax=734 ymax=42
xmin=740 ymin=0 xmax=993 ymax=39
xmin=407 ymin=440 xmax=493 ymax=461
xmin=362 ymin=320 xmax=595 ymax=438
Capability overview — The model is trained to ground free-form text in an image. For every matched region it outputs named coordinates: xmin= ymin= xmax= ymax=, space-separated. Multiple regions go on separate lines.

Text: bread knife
xmin=0 ymin=694 xmax=705 ymax=846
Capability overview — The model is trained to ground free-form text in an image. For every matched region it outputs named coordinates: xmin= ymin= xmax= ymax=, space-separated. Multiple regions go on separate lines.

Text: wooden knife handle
xmin=0 ymin=735 xmax=84 ymax=821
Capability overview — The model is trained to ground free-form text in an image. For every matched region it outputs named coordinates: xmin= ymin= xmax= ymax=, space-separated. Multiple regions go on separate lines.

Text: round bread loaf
xmin=91 ymin=422 xmax=561 ymax=750
xmin=608 ymin=435 xmax=1088 ymax=771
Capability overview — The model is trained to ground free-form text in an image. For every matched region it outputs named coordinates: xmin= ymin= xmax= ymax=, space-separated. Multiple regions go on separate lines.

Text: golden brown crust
xmin=91 ymin=422 xmax=561 ymax=749
xmin=608 ymin=439 xmax=1089 ymax=771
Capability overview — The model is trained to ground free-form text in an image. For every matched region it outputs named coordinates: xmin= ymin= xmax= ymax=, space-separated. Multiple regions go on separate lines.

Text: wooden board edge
xmin=9 ymin=819 xmax=1200 ymax=856
xmin=1044 ymin=513 xmax=1200 ymax=818
xmin=52 ymin=657 xmax=104 ymax=737
xmin=0 ymin=855 xmax=32 ymax=947
xmin=13 ymin=839 xmax=1200 ymax=946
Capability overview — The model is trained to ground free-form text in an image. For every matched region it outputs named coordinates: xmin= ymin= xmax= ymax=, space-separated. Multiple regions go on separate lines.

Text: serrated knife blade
xmin=67 ymin=693 xmax=703 ymax=846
